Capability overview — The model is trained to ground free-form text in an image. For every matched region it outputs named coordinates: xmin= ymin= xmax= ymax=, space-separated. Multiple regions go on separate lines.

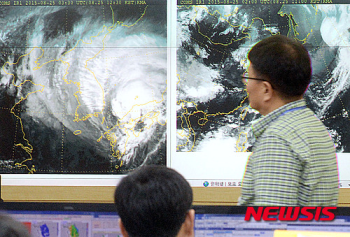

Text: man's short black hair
xmin=114 ymin=165 xmax=193 ymax=237
xmin=248 ymin=34 xmax=312 ymax=98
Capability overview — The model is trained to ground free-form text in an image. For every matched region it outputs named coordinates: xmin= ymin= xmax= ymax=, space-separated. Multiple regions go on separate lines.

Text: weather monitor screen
xmin=7 ymin=212 xmax=120 ymax=237
xmin=194 ymin=206 xmax=350 ymax=237
xmin=1 ymin=203 xmax=350 ymax=237
xmin=174 ymin=0 xmax=350 ymax=185
xmin=0 ymin=203 xmax=121 ymax=237
xmin=0 ymin=0 xmax=168 ymax=175
xmin=0 ymin=0 xmax=350 ymax=187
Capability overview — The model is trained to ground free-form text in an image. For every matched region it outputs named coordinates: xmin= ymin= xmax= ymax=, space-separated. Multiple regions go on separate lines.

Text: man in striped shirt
xmin=238 ymin=35 xmax=339 ymax=206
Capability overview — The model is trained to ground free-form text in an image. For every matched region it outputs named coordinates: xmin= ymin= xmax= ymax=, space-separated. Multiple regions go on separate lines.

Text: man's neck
xmin=260 ymin=95 xmax=303 ymax=116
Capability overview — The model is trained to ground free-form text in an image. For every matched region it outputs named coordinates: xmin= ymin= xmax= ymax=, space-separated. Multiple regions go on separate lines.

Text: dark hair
xmin=0 ymin=214 xmax=31 ymax=237
xmin=248 ymin=34 xmax=312 ymax=98
xmin=114 ymin=165 xmax=193 ymax=237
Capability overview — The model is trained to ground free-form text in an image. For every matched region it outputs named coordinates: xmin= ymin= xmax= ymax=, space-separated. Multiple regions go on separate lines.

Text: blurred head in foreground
xmin=114 ymin=165 xmax=194 ymax=237
xmin=0 ymin=214 xmax=31 ymax=237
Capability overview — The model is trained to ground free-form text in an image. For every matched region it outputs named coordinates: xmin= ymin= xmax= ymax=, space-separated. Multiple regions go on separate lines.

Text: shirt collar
xmin=252 ymin=99 xmax=307 ymax=139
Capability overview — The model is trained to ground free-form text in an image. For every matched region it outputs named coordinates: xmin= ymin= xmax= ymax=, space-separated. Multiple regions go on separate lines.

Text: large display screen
xmin=0 ymin=0 xmax=167 ymax=175
xmin=0 ymin=0 xmax=349 ymax=187
xmin=2 ymin=203 xmax=350 ymax=237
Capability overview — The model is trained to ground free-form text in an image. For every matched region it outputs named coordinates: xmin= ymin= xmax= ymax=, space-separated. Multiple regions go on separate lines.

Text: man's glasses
xmin=241 ymin=75 xmax=268 ymax=85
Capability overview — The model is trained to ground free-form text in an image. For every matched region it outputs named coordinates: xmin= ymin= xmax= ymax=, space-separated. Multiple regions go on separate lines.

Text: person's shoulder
xmin=270 ymin=107 xmax=317 ymax=132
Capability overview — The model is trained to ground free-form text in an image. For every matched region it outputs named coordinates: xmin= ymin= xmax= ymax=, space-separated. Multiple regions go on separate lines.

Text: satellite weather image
xmin=0 ymin=1 xmax=167 ymax=174
xmin=176 ymin=3 xmax=350 ymax=155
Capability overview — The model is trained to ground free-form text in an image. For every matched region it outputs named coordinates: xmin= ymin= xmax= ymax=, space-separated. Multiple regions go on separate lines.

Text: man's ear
xmin=261 ymin=81 xmax=274 ymax=102
xmin=119 ymin=219 xmax=129 ymax=237
xmin=182 ymin=209 xmax=195 ymax=237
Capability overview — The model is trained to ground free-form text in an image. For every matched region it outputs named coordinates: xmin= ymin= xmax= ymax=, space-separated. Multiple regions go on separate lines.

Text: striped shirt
xmin=239 ymin=99 xmax=339 ymax=206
